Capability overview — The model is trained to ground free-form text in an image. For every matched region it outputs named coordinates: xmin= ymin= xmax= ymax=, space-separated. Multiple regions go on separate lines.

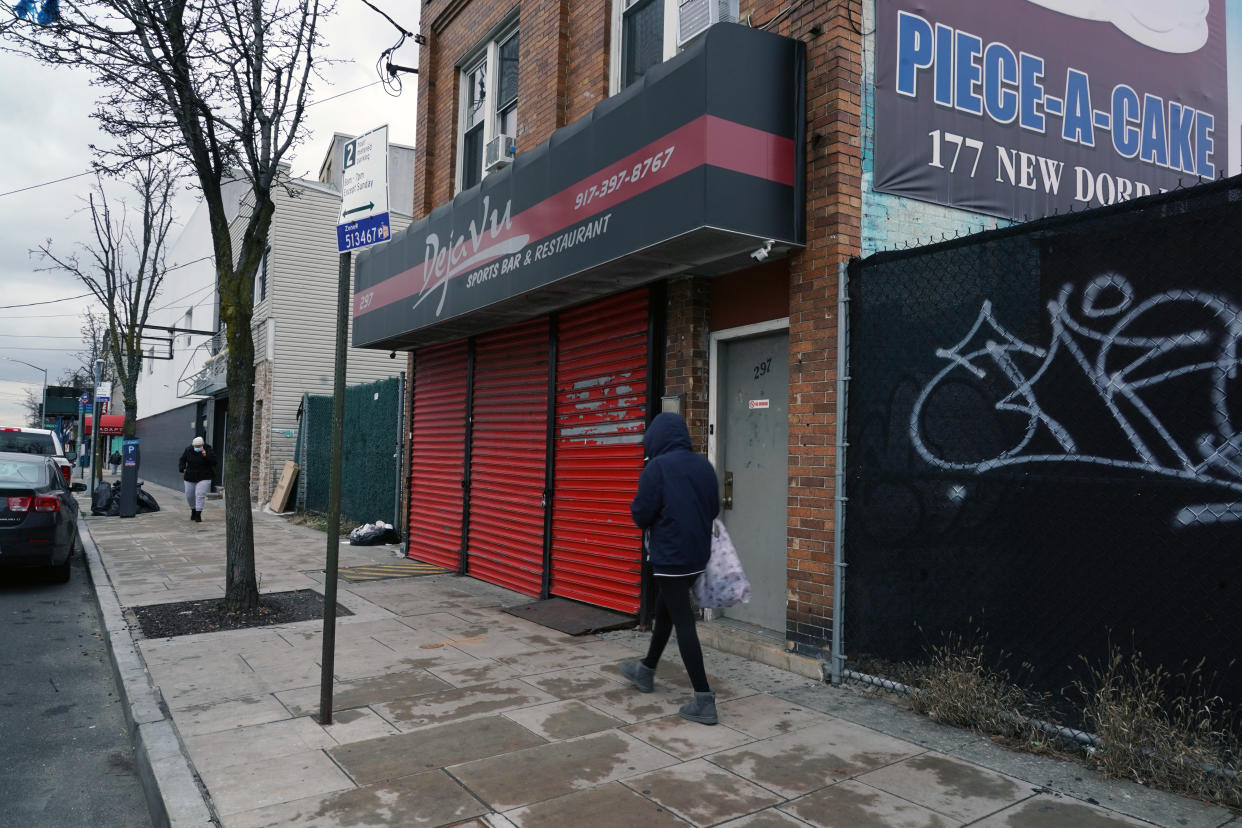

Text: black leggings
xmin=642 ymin=574 xmax=710 ymax=693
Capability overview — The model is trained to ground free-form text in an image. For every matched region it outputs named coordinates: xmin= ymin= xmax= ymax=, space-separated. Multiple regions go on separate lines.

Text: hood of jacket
xmin=644 ymin=412 xmax=692 ymax=459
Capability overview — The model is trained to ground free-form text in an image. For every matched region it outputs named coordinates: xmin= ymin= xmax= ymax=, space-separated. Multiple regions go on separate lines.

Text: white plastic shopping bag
xmin=692 ymin=519 xmax=751 ymax=608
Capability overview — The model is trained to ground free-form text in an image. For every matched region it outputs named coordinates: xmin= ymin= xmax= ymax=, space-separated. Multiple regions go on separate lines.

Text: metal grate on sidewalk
xmin=337 ymin=560 xmax=449 ymax=582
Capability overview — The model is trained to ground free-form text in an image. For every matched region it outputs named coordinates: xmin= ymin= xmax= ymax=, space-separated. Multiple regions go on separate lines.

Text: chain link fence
xmin=294 ymin=374 xmax=405 ymax=528
xmin=843 ymin=176 xmax=1242 ymax=724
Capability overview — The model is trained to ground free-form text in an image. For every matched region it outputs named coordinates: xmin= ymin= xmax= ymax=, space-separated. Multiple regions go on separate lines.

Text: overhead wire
xmin=0 ymin=79 xmax=389 ymax=201
xmin=358 ymin=0 xmax=419 ymax=96
xmin=0 ymin=254 xmax=218 ymax=314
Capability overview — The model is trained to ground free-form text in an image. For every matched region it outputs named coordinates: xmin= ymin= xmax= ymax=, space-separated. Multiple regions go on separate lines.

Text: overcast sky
xmin=0 ymin=1 xmax=421 ymax=424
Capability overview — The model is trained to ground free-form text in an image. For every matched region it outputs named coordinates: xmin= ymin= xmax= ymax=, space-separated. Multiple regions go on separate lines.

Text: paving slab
xmin=719 ymin=809 xmax=815 ymax=826
xmin=173 ymin=693 xmax=294 ymax=736
xmin=222 ymin=769 xmax=488 ymax=828
xmin=197 ymin=748 xmax=354 ymax=816
xmin=780 ymin=779 xmax=961 ymax=827
xmin=328 ymin=715 xmax=547 ymax=785
xmin=183 ymin=716 xmax=336 ymax=772
xmin=583 ymin=683 xmax=694 ymax=725
xmin=428 ymin=658 xmax=526 ymax=688
xmin=623 ymin=758 xmax=784 ymax=825
xmin=494 ymin=640 xmax=639 ymax=673
xmin=373 ymin=678 xmax=558 ymax=730
xmin=946 ymin=736 xmax=1237 ymax=828
xmin=447 ymin=730 xmax=679 ymax=811
xmin=855 ymin=752 xmax=1032 ymax=823
xmin=502 ymin=699 xmax=624 ymax=741
xmin=517 ymin=665 xmax=628 ymax=699
xmin=318 ymin=707 xmax=402 ymax=745
xmin=274 ymin=668 xmax=453 ymax=717
xmin=707 ymin=718 xmax=923 ymax=799
xmin=622 ymin=715 xmax=756 ymax=760
xmin=715 ymin=692 xmax=838 ymax=739
xmin=502 ymin=780 xmax=688 ymax=827
xmin=972 ymin=794 xmax=1157 ymax=827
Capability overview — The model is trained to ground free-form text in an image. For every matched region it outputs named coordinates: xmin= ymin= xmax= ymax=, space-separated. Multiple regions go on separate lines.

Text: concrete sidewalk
xmin=79 ymin=478 xmax=1237 ymax=828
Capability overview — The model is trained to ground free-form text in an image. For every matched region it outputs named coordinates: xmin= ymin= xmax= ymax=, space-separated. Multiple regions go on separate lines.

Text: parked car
xmin=0 ymin=451 xmax=80 ymax=582
xmin=0 ymin=426 xmax=79 ymax=488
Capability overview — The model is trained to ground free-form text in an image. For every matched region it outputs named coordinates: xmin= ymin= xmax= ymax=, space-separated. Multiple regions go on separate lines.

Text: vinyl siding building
xmin=246 ymin=141 xmax=415 ymax=504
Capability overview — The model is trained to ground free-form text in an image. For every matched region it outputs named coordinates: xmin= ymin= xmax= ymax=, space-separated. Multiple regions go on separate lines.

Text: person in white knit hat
xmin=178 ymin=435 xmax=216 ymax=522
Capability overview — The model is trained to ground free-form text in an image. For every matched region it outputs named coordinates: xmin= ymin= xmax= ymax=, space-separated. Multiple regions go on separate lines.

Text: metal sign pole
xmin=321 ymin=125 xmax=390 ymax=725
xmin=318 ymin=250 xmax=351 ymax=726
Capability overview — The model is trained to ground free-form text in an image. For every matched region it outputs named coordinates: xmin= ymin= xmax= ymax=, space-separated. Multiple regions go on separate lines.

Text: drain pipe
xmin=830 ymin=261 xmax=851 ymax=686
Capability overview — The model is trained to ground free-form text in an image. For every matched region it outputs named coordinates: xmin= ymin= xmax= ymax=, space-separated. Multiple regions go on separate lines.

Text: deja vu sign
xmin=873 ymin=1 xmax=1229 ymax=220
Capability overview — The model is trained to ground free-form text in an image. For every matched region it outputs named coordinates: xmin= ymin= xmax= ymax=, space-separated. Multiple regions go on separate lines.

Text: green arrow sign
xmin=343 ymin=202 xmax=375 ymax=216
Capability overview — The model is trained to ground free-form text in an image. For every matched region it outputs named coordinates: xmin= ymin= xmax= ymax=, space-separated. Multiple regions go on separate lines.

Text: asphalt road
xmin=0 ymin=539 xmax=152 ymax=828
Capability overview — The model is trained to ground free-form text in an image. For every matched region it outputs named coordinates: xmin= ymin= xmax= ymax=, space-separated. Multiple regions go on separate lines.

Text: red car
xmin=0 ymin=451 xmax=80 ymax=583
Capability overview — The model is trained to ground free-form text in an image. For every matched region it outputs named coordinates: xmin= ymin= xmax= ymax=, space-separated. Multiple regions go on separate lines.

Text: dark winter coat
xmin=178 ymin=444 xmax=216 ymax=483
xmin=109 ymin=451 xmax=121 ymax=465
xmin=630 ymin=412 xmax=720 ymax=576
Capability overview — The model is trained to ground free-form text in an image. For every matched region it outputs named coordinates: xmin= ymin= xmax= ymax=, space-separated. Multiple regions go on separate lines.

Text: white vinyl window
xmin=458 ymin=24 xmax=520 ymax=192
xmin=611 ymin=0 xmax=677 ymax=93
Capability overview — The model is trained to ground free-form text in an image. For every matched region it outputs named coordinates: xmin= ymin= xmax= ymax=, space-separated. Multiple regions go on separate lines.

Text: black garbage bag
xmin=135 ymin=483 xmax=160 ymax=514
xmin=91 ymin=481 xmax=116 ymax=516
xmin=348 ymin=522 xmax=400 ymax=546
xmin=106 ymin=482 xmax=122 ymax=516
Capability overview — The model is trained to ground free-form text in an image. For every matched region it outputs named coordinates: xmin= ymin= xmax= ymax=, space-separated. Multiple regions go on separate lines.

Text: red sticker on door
xmin=748 ymin=399 xmax=770 ymax=409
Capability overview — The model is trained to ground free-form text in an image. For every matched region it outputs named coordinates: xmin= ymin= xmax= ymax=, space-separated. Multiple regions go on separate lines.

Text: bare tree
xmin=19 ymin=388 xmax=42 ymax=427
xmin=40 ymin=162 xmax=177 ymax=482
xmin=5 ymin=0 xmax=329 ymax=609
xmin=55 ymin=309 xmax=116 ymax=404
xmin=61 ymin=309 xmax=112 ymax=389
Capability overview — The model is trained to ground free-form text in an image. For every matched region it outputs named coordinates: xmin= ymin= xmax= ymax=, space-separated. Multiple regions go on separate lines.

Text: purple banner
xmin=874 ymin=1 xmax=1230 ymax=220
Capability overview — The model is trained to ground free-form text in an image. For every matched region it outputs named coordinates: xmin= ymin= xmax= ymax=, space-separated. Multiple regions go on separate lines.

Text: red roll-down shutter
xmin=550 ymin=290 xmax=649 ymax=613
xmin=466 ymin=317 xmax=550 ymax=597
xmin=407 ymin=341 xmax=469 ymax=571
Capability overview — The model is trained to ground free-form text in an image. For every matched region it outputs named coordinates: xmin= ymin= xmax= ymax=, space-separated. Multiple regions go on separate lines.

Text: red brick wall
xmin=742 ymin=0 xmax=863 ymax=654
xmin=663 ymin=277 xmax=712 ymax=454
xmin=409 ymin=0 xmax=865 ymax=656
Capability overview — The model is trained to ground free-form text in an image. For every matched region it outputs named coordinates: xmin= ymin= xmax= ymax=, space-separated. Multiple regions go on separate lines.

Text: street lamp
xmin=4 ymin=357 xmax=47 ymax=428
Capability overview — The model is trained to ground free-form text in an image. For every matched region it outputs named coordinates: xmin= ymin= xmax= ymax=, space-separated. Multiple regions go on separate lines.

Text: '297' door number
xmin=753 ymin=357 xmax=772 ymax=379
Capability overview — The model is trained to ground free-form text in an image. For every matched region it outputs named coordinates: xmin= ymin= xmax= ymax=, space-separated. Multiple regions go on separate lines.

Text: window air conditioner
xmin=677 ymin=0 xmax=738 ymax=47
xmin=484 ymin=134 xmax=516 ymax=172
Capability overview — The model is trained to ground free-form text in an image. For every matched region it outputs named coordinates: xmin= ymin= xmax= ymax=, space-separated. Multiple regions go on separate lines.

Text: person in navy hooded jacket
xmin=622 ymin=411 xmax=720 ymax=725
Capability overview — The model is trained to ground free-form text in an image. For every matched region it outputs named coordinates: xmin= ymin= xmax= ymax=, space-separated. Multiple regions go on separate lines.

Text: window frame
xmin=610 ymin=0 xmax=678 ymax=95
xmin=456 ymin=19 xmax=521 ymax=194
xmin=253 ymin=244 xmax=270 ymax=307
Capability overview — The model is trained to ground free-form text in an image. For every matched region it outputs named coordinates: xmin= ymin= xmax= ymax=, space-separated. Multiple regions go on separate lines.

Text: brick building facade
xmin=362 ymin=0 xmax=866 ymax=663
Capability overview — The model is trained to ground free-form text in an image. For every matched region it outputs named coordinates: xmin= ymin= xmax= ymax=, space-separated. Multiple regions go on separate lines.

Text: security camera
xmin=389 ymin=351 xmax=397 ymax=359
xmin=750 ymin=239 xmax=774 ymax=262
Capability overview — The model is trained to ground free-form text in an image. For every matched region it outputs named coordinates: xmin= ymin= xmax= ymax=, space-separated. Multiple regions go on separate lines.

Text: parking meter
xmin=119 ymin=438 xmax=140 ymax=518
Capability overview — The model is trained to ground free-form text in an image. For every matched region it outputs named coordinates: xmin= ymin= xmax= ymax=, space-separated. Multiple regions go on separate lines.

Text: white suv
xmin=0 ymin=427 xmax=76 ymax=486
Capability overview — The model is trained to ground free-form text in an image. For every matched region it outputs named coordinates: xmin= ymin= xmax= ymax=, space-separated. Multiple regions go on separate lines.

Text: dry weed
xmin=902 ymin=632 xmax=1047 ymax=742
xmin=1077 ymin=646 xmax=1241 ymax=808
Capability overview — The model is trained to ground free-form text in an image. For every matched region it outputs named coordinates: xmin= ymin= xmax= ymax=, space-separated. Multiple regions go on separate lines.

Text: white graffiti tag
xmin=910 ymin=273 xmax=1242 ymax=526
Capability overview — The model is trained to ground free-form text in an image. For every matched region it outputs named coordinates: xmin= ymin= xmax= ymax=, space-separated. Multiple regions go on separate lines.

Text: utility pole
xmin=90 ymin=358 xmax=104 ymax=489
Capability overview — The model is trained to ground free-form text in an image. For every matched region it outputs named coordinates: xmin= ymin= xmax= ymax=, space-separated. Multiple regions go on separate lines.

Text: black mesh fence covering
xmin=844 ymin=177 xmax=1242 ymax=717
xmin=296 ymin=375 xmax=404 ymax=527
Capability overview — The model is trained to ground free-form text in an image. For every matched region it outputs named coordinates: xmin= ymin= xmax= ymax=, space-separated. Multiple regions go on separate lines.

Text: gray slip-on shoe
xmin=678 ymin=690 xmax=718 ymax=725
xmin=619 ymin=660 xmax=655 ymax=693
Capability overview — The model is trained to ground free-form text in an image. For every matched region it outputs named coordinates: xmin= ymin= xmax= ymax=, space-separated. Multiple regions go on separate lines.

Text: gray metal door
xmin=716 ymin=331 xmax=789 ymax=634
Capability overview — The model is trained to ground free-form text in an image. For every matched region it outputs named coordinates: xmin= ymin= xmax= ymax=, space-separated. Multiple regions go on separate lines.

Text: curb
xmin=80 ymin=518 xmax=217 ymax=828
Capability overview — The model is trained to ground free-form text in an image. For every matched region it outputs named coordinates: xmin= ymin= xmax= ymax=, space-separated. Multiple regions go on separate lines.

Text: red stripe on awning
xmin=352 ymin=114 xmax=795 ymax=320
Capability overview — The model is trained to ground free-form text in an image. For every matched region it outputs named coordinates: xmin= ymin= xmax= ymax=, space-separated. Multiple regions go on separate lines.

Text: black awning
xmin=353 ymin=23 xmax=805 ymax=351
